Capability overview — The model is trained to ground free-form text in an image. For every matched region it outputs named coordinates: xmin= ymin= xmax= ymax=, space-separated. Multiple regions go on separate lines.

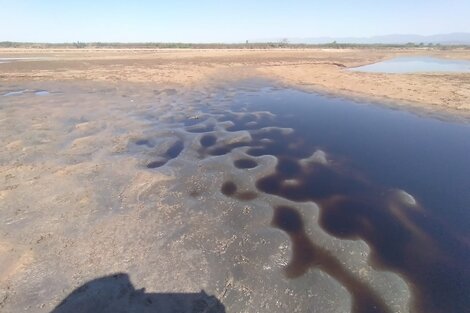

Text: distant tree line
xmin=0 ymin=41 xmax=468 ymax=50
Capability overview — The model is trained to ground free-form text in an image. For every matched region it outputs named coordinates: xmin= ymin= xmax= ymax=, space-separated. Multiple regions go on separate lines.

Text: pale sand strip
xmin=1 ymin=48 xmax=470 ymax=115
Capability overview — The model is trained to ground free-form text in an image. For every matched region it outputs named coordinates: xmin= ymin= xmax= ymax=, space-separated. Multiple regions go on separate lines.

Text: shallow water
xmin=350 ymin=56 xmax=470 ymax=73
xmin=193 ymin=83 xmax=470 ymax=313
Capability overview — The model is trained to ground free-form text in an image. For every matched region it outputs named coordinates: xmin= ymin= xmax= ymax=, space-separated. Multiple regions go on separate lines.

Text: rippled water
xmin=350 ymin=56 xmax=470 ymax=73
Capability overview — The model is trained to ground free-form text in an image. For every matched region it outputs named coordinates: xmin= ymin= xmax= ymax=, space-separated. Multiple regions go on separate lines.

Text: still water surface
xmin=350 ymin=56 xmax=470 ymax=73
xmin=205 ymin=84 xmax=470 ymax=313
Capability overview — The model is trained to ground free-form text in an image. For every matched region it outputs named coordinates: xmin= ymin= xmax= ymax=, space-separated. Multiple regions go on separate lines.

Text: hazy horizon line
xmin=2 ymin=32 xmax=470 ymax=45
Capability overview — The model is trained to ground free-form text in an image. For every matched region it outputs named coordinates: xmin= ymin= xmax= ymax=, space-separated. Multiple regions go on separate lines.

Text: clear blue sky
xmin=1 ymin=0 xmax=469 ymax=42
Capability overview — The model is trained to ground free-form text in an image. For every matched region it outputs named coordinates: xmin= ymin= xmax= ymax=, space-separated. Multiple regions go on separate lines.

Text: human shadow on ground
xmin=50 ymin=273 xmax=226 ymax=313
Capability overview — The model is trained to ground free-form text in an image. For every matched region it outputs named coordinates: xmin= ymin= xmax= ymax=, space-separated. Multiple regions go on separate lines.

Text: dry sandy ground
xmin=1 ymin=48 xmax=470 ymax=116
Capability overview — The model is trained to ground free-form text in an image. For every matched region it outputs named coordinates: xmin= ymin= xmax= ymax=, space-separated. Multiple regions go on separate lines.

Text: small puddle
xmin=0 ymin=57 xmax=50 ymax=64
xmin=35 ymin=90 xmax=50 ymax=96
xmin=350 ymin=56 xmax=470 ymax=73
xmin=2 ymin=89 xmax=30 ymax=96
xmin=2 ymin=89 xmax=51 ymax=96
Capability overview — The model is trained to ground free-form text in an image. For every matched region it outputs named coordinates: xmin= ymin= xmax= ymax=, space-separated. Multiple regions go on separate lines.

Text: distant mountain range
xmin=254 ymin=33 xmax=470 ymax=45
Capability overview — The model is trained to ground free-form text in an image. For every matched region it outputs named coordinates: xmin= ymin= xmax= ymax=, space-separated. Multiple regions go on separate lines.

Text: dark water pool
xmin=198 ymin=84 xmax=470 ymax=313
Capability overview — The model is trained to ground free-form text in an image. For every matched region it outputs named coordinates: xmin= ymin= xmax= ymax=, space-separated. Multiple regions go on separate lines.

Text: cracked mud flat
xmin=0 ymin=79 xmax=469 ymax=313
